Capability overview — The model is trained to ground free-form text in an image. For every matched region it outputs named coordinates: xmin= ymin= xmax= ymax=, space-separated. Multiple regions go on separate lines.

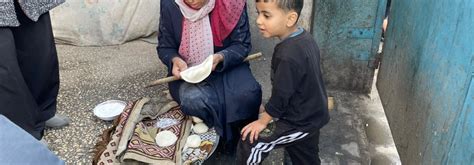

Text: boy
xmin=236 ymin=0 xmax=329 ymax=164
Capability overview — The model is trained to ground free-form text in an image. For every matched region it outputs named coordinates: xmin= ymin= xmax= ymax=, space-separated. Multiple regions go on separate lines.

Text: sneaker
xmin=45 ymin=114 xmax=71 ymax=128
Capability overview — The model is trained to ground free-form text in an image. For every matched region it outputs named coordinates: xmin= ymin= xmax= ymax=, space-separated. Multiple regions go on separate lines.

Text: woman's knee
xmin=179 ymin=83 xmax=208 ymax=111
xmin=237 ymin=83 xmax=262 ymax=106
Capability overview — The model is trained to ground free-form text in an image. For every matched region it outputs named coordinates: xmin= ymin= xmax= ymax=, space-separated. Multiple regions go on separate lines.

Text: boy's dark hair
xmin=256 ymin=0 xmax=304 ymax=18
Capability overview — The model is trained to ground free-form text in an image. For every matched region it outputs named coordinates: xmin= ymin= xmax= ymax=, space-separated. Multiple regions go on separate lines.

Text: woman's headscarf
xmin=175 ymin=0 xmax=246 ymax=66
xmin=210 ymin=0 xmax=246 ymax=47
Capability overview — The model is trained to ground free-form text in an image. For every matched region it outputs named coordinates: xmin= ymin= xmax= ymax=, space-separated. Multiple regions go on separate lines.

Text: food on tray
xmin=193 ymin=123 xmax=209 ymax=134
xmin=155 ymin=130 xmax=178 ymax=147
xmin=200 ymin=141 xmax=213 ymax=153
xmin=192 ymin=116 xmax=203 ymax=123
xmin=186 ymin=135 xmax=202 ymax=148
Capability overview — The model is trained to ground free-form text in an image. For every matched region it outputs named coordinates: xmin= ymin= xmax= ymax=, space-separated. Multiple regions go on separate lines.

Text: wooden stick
xmin=145 ymin=52 xmax=263 ymax=88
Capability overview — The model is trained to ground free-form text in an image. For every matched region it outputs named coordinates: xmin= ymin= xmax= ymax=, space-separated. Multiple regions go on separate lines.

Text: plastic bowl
xmin=93 ymin=100 xmax=127 ymax=121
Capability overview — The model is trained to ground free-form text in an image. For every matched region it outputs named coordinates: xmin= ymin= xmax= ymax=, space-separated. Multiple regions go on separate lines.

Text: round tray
xmin=182 ymin=128 xmax=220 ymax=164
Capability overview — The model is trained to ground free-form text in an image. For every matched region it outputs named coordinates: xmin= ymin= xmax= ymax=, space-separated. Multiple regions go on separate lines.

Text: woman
xmin=157 ymin=0 xmax=261 ymax=143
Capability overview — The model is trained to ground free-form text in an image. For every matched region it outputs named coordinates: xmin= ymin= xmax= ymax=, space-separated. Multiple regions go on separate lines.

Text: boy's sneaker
xmin=45 ymin=114 xmax=71 ymax=128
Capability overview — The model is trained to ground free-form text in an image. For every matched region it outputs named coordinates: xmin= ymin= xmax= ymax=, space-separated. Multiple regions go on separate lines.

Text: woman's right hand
xmin=171 ymin=57 xmax=188 ymax=79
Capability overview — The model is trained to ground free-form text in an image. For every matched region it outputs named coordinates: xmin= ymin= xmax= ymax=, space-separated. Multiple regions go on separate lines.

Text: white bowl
xmin=93 ymin=100 xmax=127 ymax=121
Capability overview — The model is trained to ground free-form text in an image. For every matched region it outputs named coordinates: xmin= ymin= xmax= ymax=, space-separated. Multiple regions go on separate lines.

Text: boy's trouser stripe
xmin=246 ymin=132 xmax=309 ymax=165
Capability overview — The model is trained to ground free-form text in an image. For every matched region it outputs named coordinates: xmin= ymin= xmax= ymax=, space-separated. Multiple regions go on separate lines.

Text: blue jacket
xmin=157 ymin=0 xmax=261 ymax=140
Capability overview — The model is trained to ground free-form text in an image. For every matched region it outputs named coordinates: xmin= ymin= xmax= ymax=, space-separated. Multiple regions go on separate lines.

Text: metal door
xmin=312 ymin=0 xmax=387 ymax=93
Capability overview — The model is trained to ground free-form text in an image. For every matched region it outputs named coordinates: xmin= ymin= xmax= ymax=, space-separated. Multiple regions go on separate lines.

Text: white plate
xmin=93 ymin=100 xmax=127 ymax=121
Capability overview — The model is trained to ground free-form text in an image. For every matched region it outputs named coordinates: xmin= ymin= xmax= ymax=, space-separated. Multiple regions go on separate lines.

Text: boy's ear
xmin=286 ymin=11 xmax=299 ymax=27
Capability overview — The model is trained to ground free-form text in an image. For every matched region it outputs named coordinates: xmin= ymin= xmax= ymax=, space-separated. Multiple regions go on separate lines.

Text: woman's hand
xmin=212 ymin=53 xmax=224 ymax=71
xmin=171 ymin=57 xmax=188 ymax=79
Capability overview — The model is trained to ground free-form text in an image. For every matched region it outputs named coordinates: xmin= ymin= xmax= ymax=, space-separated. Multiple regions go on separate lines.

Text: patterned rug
xmin=96 ymin=101 xmax=134 ymax=165
xmin=122 ymin=107 xmax=190 ymax=164
xmin=94 ymin=95 xmax=218 ymax=165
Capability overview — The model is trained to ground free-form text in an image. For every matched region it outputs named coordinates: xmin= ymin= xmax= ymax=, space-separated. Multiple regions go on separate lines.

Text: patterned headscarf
xmin=210 ymin=0 xmax=246 ymax=47
xmin=176 ymin=0 xmax=216 ymax=66
xmin=176 ymin=0 xmax=246 ymax=66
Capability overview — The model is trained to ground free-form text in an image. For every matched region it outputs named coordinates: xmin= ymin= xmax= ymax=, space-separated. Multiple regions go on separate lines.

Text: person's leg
xmin=11 ymin=4 xmax=67 ymax=128
xmin=179 ymin=80 xmax=224 ymax=134
xmin=285 ymin=130 xmax=321 ymax=165
xmin=223 ymin=65 xmax=262 ymax=124
xmin=0 ymin=28 xmax=43 ymax=139
xmin=223 ymin=118 xmax=257 ymax=155
xmin=223 ymin=65 xmax=262 ymax=145
xmin=0 ymin=115 xmax=64 ymax=164
xmin=236 ymin=122 xmax=311 ymax=165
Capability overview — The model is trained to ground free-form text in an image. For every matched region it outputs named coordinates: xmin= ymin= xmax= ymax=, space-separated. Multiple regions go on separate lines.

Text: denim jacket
xmin=0 ymin=0 xmax=65 ymax=27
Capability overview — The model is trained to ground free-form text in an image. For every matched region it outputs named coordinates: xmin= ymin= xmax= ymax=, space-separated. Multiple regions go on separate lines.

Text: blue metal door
xmin=312 ymin=0 xmax=387 ymax=93
xmin=377 ymin=0 xmax=474 ymax=164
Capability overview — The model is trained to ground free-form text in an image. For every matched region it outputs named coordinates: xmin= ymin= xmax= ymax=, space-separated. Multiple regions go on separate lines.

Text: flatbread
xmin=192 ymin=116 xmax=203 ymax=123
xmin=155 ymin=130 xmax=178 ymax=147
xmin=193 ymin=123 xmax=209 ymax=134
xmin=186 ymin=135 xmax=202 ymax=148
xmin=180 ymin=55 xmax=214 ymax=83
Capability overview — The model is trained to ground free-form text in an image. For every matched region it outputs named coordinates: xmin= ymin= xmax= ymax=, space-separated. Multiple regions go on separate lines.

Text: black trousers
xmin=236 ymin=121 xmax=321 ymax=165
xmin=0 ymin=5 xmax=59 ymax=140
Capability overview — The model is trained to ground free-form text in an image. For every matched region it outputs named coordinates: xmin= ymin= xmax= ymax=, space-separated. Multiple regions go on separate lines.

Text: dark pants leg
xmin=179 ymin=79 xmax=224 ymax=134
xmin=0 ymin=28 xmax=43 ymax=139
xmin=0 ymin=7 xmax=59 ymax=139
xmin=236 ymin=122 xmax=321 ymax=165
xmin=285 ymin=130 xmax=321 ymax=165
xmin=222 ymin=118 xmax=257 ymax=155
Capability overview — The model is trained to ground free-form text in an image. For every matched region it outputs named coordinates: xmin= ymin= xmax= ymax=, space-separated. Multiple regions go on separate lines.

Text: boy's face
xmin=256 ymin=1 xmax=298 ymax=39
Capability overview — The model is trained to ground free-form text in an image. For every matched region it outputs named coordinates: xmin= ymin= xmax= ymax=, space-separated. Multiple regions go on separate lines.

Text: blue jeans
xmin=0 ymin=115 xmax=64 ymax=164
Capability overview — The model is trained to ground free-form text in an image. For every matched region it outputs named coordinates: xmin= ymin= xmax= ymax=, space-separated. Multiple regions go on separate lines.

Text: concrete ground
xmin=43 ymin=41 xmax=400 ymax=164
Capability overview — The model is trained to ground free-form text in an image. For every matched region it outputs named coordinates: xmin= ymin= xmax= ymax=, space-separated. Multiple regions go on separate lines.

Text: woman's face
xmin=184 ymin=0 xmax=209 ymax=9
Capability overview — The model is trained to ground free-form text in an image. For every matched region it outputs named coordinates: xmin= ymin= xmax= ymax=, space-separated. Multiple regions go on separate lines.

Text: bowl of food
xmin=93 ymin=100 xmax=127 ymax=121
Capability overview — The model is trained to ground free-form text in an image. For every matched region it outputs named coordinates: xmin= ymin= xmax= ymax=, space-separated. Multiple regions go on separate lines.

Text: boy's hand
xmin=241 ymin=120 xmax=267 ymax=144
xmin=212 ymin=53 xmax=224 ymax=71
xmin=241 ymin=111 xmax=273 ymax=144
xmin=171 ymin=57 xmax=188 ymax=79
